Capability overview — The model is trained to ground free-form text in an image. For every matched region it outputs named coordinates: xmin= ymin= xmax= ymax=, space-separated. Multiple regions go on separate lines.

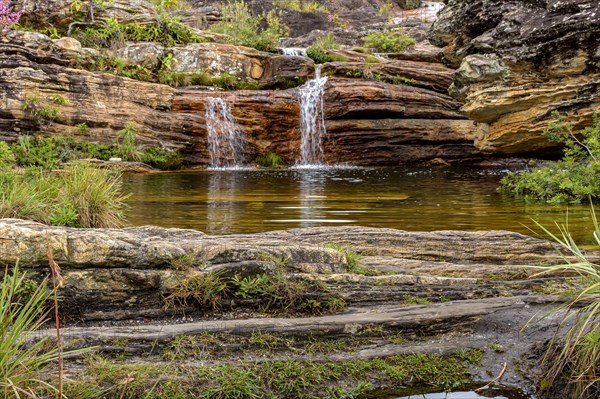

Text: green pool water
xmin=122 ymin=166 xmax=596 ymax=244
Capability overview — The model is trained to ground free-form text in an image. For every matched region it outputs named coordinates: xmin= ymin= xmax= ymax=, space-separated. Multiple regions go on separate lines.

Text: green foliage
xmin=0 ymin=163 xmax=130 ymax=227
xmin=0 ymin=266 xmax=58 ymax=398
xmin=500 ymin=112 xmax=600 ymax=203
xmin=210 ymin=0 xmax=288 ymax=52
xmin=22 ymin=94 xmax=67 ymax=128
xmin=73 ymin=15 xmax=204 ymax=48
xmin=362 ymin=29 xmax=416 ymax=53
xmin=141 ymin=148 xmax=183 ymax=170
xmin=254 ymin=151 xmax=283 ymax=168
xmin=523 ymin=209 xmax=600 ymax=398
xmin=306 ymin=48 xmax=331 ymax=64
xmin=311 ymin=32 xmax=341 ymax=52
xmin=364 ymin=54 xmax=380 ymax=63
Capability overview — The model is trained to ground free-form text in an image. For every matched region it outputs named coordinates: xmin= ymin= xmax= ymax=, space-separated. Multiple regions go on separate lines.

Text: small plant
xmin=255 ymin=152 xmax=283 ymax=168
xmin=306 ymin=33 xmax=341 ymax=64
xmin=76 ymin=122 xmax=90 ymax=135
xmin=324 ymin=243 xmax=364 ymax=274
xmin=487 ymin=342 xmax=506 ymax=353
xmin=117 ymin=121 xmax=142 ymax=161
xmin=164 ymin=272 xmax=228 ymax=309
xmin=362 ymin=29 xmax=416 ymax=53
xmin=365 ymin=55 xmax=381 ymax=63
xmin=401 ymin=295 xmax=431 ymax=305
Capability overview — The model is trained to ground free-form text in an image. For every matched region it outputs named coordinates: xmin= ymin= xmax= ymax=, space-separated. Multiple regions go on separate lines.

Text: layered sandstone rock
xmin=0 ymin=218 xmax=574 ymax=321
xmin=1 ymin=28 xmax=479 ymax=166
xmin=430 ymin=0 xmax=600 ymax=155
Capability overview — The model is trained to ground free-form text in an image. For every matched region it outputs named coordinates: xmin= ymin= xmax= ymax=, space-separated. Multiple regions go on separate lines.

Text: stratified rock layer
xmin=0 ymin=29 xmax=480 ymax=166
xmin=430 ymin=0 xmax=600 ymax=154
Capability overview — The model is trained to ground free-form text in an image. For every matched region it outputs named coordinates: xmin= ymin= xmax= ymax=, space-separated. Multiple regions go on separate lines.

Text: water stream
xmin=205 ymin=97 xmax=247 ymax=168
xmin=297 ymin=66 xmax=328 ymax=166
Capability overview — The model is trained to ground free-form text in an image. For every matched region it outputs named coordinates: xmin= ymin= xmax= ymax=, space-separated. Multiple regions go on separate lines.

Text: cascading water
xmin=297 ymin=66 xmax=328 ymax=166
xmin=280 ymin=47 xmax=308 ymax=57
xmin=205 ymin=97 xmax=247 ymax=168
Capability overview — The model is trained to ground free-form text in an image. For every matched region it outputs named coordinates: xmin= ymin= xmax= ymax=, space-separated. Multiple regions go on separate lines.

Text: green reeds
xmin=524 ymin=206 xmax=600 ymax=398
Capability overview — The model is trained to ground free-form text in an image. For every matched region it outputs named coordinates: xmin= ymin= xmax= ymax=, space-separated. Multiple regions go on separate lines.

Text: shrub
xmin=210 ymin=0 xmax=288 ymax=52
xmin=362 ymin=30 xmax=416 ymax=53
xmin=500 ymin=112 xmax=600 ymax=203
xmin=164 ymin=273 xmax=228 ymax=309
xmin=523 ymin=208 xmax=600 ymax=398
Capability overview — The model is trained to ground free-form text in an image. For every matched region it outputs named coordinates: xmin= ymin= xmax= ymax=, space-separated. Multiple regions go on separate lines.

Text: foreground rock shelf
xmin=2 ymin=218 xmax=595 ymax=397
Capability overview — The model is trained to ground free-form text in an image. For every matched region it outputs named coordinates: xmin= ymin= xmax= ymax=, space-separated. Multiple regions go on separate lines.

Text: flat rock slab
xmin=37 ymin=295 xmax=552 ymax=344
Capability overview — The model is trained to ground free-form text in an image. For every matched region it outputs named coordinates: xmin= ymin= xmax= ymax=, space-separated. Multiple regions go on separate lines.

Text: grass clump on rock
xmin=0 ymin=162 xmax=129 ymax=228
xmin=523 ymin=208 xmax=600 ymax=399
xmin=501 ymin=112 xmax=600 ymax=204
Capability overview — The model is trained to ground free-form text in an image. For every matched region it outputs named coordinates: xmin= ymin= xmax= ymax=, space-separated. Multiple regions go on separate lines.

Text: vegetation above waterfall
xmin=501 ymin=113 xmax=600 ymax=204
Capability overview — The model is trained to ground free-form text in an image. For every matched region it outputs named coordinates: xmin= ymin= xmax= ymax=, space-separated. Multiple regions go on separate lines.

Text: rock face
xmin=0 ymin=28 xmax=480 ymax=166
xmin=430 ymin=0 xmax=600 ymax=154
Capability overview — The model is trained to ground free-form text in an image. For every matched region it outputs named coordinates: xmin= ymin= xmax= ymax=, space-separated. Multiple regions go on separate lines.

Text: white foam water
xmin=297 ymin=66 xmax=328 ymax=166
xmin=205 ymin=97 xmax=247 ymax=168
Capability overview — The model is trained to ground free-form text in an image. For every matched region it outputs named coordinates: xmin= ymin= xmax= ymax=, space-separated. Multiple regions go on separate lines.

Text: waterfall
xmin=280 ymin=47 xmax=308 ymax=57
xmin=297 ymin=66 xmax=328 ymax=166
xmin=205 ymin=97 xmax=247 ymax=168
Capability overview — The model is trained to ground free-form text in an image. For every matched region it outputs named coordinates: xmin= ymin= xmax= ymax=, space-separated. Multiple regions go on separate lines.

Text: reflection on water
xmin=394 ymin=391 xmax=509 ymax=399
xmin=122 ymin=167 xmax=595 ymax=243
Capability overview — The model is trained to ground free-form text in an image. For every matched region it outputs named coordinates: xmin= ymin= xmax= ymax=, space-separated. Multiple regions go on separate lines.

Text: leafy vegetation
xmin=210 ymin=0 xmax=288 ymax=52
xmin=362 ymin=29 xmax=416 ymax=53
xmin=501 ymin=112 xmax=600 ymax=203
xmin=523 ymin=208 xmax=600 ymax=399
